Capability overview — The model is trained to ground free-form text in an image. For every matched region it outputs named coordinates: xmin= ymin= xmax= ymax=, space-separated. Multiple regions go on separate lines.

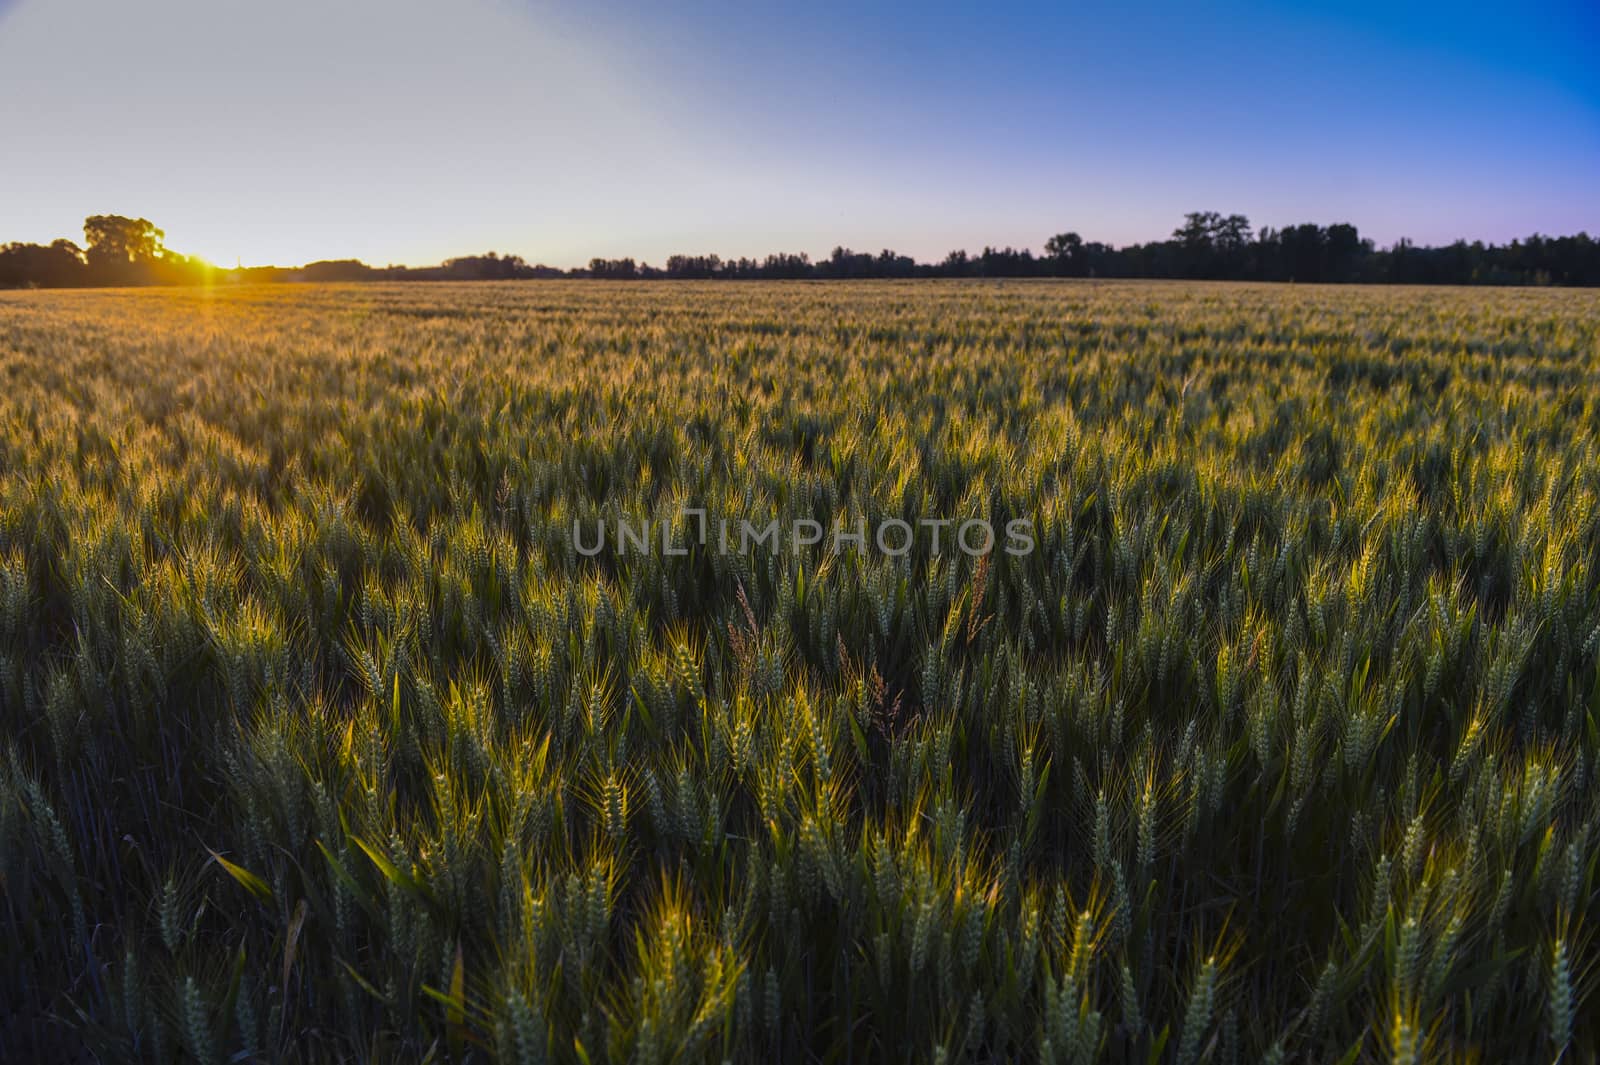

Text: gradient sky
xmin=1 ymin=0 xmax=1595 ymax=268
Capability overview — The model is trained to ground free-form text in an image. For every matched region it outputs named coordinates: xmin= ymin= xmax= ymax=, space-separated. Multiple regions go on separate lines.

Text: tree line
xmin=3 ymin=212 xmax=1597 ymax=289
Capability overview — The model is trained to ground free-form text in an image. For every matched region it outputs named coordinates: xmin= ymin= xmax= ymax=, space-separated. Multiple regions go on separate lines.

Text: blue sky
xmin=0 ymin=0 xmax=1594 ymax=267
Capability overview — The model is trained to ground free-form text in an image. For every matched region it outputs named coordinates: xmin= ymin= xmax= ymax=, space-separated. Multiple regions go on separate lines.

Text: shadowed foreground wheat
xmin=1 ymin=280 xmax=1598 ymax=1062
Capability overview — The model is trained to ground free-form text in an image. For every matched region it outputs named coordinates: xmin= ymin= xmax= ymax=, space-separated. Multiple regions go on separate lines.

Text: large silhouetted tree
xmin=83 ymin=215 xmax=166 ymax=284
xmin=1174 ymin=211 xmax=1221 ymax=277
xmin=1045 ymin=232 xmax=1085 ymax=276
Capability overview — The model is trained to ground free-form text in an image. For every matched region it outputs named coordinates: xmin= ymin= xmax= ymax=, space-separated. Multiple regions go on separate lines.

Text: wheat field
xmin=2 ymin=280 xmax=1598 ymax=1062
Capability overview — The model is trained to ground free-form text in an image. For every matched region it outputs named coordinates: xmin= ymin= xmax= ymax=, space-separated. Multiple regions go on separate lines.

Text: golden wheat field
xmin=2 ymin=279 xmax=1599 ymax=1062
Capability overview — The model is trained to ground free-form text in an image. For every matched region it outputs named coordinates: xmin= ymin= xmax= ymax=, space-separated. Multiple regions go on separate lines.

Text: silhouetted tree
xmin=1045 ymin=232 xmax=1084 ymax=276
xmin=588 ymin=257 xmax=639 ymax=280
xmin=1324 ymin=224 xmax=1369 ymax=283
xmin=0 ymin=240 xmax=87 ymax=288
xmin=297 ymin=260 xmax=376 ymax=282
xmin=437 ymin=252 xmax=536 ymax=280
xmin=83 ymin=215 xmax=165 ymax=285
xmin=762 ymin=252 xmax=812 ymax=279
xmin=1174 ymin=211 xmax=1221 ymax=277
xmin=665 ymin=254 xmax=722 ymax=279
xmin=941 ymin=249 xmax=972 ymax=277
xmin=1270 ymin=223 xmax=1323 ymax=282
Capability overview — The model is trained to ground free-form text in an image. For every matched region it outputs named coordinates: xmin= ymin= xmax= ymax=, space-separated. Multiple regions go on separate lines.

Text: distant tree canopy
xmin=437 ymin=251 xmax=537 ymax=281
xmin=2 ymin=212 xmax=1597 ymax=289
xmin=297 ymin=260 xmax=377 ymax=283
xmin=0 ymin=239 xmax=87 ymax=289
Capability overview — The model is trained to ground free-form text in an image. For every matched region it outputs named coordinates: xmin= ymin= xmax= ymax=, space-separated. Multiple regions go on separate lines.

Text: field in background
xmin=2 ymin=280 xmax=1598 ymax=1061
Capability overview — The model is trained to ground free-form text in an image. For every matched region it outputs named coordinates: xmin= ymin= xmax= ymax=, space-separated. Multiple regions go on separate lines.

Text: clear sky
xmin=1 ymin=0 xmax=1595 ymax=268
